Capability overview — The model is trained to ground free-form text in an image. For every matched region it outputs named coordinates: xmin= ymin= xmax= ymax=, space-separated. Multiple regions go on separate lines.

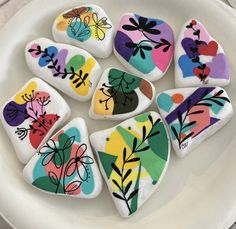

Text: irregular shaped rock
xmin=0 ymin=78 xmax=71 ymax=163
xmin=52 ymin=5 xmax=114 ymax=58
xmin=114 ymin=13 xmax=174 ymax=81
xmin=175 ymin=19 xmax=230 ymax=87
xmin=25 ymin=38 xmax=102 ymax=102
xmin=90 ymin=112 xmax=170 ymax=217
xmin=23 ymin=118 xmax=103 ymax=198
xmin=89 ymin=68 xmax=155 ymax=120
xmin=156 ymin=87 xmax=233 ymax=157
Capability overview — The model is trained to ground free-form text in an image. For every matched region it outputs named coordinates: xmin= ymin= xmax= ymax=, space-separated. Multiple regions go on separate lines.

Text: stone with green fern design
xmin=90 ymin=111 xmax=170 ymax=217
xmin=89 ymin=68 xmax=155 ymax=120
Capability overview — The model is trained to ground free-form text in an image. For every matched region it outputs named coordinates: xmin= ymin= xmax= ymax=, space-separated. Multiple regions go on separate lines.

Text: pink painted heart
xmin=152 ymin=43 xmax=174 ymax=72
xmin=198 ymin=41 xmax=218 ymax=56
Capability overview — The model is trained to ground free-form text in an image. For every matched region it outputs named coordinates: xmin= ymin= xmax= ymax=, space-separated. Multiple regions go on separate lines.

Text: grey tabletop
xmin=0 ymin=0 xmax=236 ymax=228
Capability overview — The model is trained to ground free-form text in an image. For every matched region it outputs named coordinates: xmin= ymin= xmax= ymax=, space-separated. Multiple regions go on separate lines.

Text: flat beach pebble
xmin=0 ymin=78 xmax=71 ymax=164
xmin=25 ymin=38 xmax=102 ymax=102
xmin=114 ymin=13 xmax=174 ymax=81
xmin=156 ymin=87 xmax=233 ymax=157
xmin=175 ymin=19 xmax=230 ymax=87
xmin=52 ymin=5 xmax=114 ymax=58
xmin=90 ymin=111 xmax=170 ymax=217
xmin=23 ymin=118 xmax=103 ymax=198
xmin=89 ymin=68 xmax=155 ymax=120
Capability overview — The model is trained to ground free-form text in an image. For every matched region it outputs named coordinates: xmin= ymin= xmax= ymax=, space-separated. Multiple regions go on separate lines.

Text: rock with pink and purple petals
xmin=114 ymin=13 xmax=174 ymax=82
xmin=175 ymin=19 xmax=230 ymax=87
xmin=25 ymin=38 xmax=102 ymax=102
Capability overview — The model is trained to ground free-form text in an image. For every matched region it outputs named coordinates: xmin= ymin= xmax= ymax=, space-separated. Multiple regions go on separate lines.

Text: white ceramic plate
xmin=0 ymin=0 xmax=236 ymax=228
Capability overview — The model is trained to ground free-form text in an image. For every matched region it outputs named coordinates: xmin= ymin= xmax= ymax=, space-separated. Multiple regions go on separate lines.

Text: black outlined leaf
xmin=48 ymin=171 xmax=59 ymax=185
xmin=111 ymin=163 xmax=122 ymax=177
xmin=63 ymin=136 xmax=75 ymax=150
xmin=127 ymin=189 xmax=139 ymax=201
xmin=112 ymin=192 xmax=125 ymax=200
xmin=122 ymin=169 xmax=132 ymax=182
xmin=65 ymin=181 xmax=82 ymax=194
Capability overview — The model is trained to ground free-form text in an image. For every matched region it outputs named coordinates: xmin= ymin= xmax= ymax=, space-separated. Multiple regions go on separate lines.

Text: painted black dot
xmin=106 ymin=138 xmax=109 ymax=141
xmin=128 ymin=126 xmax=132 ymax=130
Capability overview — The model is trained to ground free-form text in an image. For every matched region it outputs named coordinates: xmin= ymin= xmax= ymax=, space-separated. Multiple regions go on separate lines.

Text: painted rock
xmin=23 ymin=118 xmax=103 ymax=198
xmin=89 ymin=68 xmax=155 ymax=120
xmin=114 ymin=13 xmax=174 ymax=81
xmin=25 ymin=38 xmax=102 ymax=102
xmin=0 ymin=78 xmax=71 ymax=164
xmin=175 ymin=19 xmax=230 ymax=87
xmin=156 ymin=87 xmax=233 ymax=157
xmin=52 ymin=5 xmax=114 ymax=59
xmin=90 ymin=112 xmax=170 ymax=217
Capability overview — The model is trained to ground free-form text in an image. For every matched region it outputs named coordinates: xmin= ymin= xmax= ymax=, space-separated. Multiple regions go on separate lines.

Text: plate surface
xmin=0 ymin=0 xmax=236 ymax=228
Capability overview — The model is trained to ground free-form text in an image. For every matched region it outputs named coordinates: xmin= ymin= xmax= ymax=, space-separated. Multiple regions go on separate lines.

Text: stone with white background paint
xmin=114 ymin=13 xmax=174 ymax=81
xmin=156 ymin=86 xmax=233 ymax=157
xmin=89 ymin=68 xmax=155 ymax=120
xmin=90 ymin=111 xmax=170 ymax=217
xmin=0 ymin=78 xmax=71 ymax=164
xmin=25 ymin=38 xmax=102 ymax=102
xmin=23 ymin=118 xmax=103 ymax=198
xmin=175 ymin=19 xmax=230 ymax=88
xmin=52 ymin=5 xmax=114 ymax=58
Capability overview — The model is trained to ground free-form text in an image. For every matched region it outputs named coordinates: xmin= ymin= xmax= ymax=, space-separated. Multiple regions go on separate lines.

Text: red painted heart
xmin=198 ymin=41 xmax=218 ymax=56
xmin=193 ymin=66 xmax=210 ymax=81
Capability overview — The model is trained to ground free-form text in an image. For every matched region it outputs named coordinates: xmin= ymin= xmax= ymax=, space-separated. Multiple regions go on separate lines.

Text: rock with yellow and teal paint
xmin=90 ymin=112 xmax=170 ymax=217
xmin=25 ymin=38 xmax=102 ymax=102
xmin=89 ymin=68 xmax=155 ymax=120
xmin=52 ymin=5 xmax=114 ymax=58
xmin=23 ymin=118 xmax=103 ymax=198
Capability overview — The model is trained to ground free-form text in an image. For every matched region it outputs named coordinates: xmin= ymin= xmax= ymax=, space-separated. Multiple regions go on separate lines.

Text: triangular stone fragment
xmin=25 ymin=38 xmax=102 ymax=102
xmin=175 ymin=19 xmax=230 ymax=87
xmin=23 ymin=118 xmax=103 ymax=198
xmin=90 ymin=112 xmax=170 ymax=217
xmin=52 ymin=5 xmax=114 ymax=58
xmin=114 ymin=13 xmax=174 ymax=81
xmin=156 ymin=87 xmax=233 ymax=157
xmin=89 ymin=68 xmax=155 ymax=120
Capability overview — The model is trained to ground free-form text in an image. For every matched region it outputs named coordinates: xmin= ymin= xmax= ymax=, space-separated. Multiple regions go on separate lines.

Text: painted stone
xmin=114 ymin=13 xmax=174 ymax=81
xmin=175 ymin=19 xmax=230 ymax=87
xmin=52 ymin=5 xmax=114 ymax=59
xmin=156 ymin=87 xmax=233 ymax=157
xmin=25 ymin=38 xmax=102 ymax=102
xmin=0 ymin=78 xmax=71 ymax=164
xmin=90 ymin=112 xmax=170 ymax=217
xmin=89 ymin=68 xmax=155 ymax=120
xmin=23 ymin=118 xmax=103 ymax=198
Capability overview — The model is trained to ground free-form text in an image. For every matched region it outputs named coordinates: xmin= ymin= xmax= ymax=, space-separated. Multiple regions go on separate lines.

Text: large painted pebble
xmin=175 ymin=19 xmax=230 ymax=87
xmin=52 ymin=5 xmax=114 ymax=59
xmin=156 ymin=87 xmax=233 ymax=157
xmin=25 ymin=38 xmax=102 ymax=102
xmin=90 ymin=112 xmax=170 ymax=217
xmin=114 ymin=13 xmax=174 ymax=81
xmin=0 ymin=78 xmax=71 ymax=164
xmin=23 ymin=118 xmax=102 ymax=198
xmin=89 ymin=68 xmax=155 ymax=120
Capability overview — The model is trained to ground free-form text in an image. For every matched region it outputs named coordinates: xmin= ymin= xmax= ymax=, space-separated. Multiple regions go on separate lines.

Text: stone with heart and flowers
xmin=175 ymin=19 xmax=230 ymax=87
xmin=114 ymin=13 xmax=174 ymax=82
xmin=52 ymin=5 xmax=114 ymax=59
xmin=23 ymin=118 xmax=103 ymax=198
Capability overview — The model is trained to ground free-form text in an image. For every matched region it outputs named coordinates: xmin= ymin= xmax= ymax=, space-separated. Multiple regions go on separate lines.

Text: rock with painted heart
xmin=114 ymin=13 xmax=174 ymax=82
xmin=0 ymin=78 xmax=71 ymax=164
xmin=25 ymin=38 xmax=102 ymax=102
xmin=90 ymin=112 xmax=170 ymax=217
xmin=89 ymin=68 xmax=155 ymax=120
xmin=52 ymin=5 xmax=114 ymax=59
xmin=175 ymin=19 xmax=230 ymax=87
xmin=156 ymin=87 xmax=233 ymax=157
xmin=23 ymin=118 xmax=103 ymax=198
